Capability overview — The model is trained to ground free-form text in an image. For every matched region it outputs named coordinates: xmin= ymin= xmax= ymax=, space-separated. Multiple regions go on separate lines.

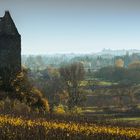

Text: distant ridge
xmin=97 ymin=49 xmax=140 ymax=56
xmin=22 ymin=49 xmax=140 ymax=57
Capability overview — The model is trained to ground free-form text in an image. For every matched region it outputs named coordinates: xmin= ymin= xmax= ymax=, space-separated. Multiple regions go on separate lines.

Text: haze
xmin=0 ymin=0 xmax=140 ymax=54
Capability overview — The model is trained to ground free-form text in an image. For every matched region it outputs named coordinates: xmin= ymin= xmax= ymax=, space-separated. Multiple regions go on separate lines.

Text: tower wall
xmin=0 ymin=11 xmax=21 ymax=90
xmin=0 ymin=35 xmax=21 ymax=72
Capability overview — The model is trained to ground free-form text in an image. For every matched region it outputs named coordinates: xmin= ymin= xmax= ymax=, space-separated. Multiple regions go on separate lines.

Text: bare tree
xmin=59 ymin=62 xmax=85 ymax=108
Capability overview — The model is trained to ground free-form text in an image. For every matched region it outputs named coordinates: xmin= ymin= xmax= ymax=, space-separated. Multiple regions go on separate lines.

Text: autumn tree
xmin=10 ymin=67 xmax=49 ymax=112
xmin=36 ymin=66 xmax=68 ymax=106
xmin=115 ymin=59 xmax=124 ymax=68
xmin=128 ymin=61 xmax=140 ymax=69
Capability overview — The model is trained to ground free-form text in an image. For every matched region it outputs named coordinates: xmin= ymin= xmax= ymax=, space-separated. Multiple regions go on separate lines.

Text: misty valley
xmin=1 ymin=0 xmax=140 ymax=139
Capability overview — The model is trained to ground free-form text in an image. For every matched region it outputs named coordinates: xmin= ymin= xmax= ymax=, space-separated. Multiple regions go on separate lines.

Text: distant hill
xmin=97 ymin=49 xmax=140 ymax=56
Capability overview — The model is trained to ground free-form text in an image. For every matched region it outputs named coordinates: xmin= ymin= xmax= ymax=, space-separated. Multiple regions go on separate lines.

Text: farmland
xmin=0 ymin=114 xmax=140 ymax=140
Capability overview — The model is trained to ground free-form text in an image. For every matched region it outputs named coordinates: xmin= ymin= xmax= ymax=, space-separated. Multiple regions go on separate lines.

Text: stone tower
xmin=0 ymin=11 xmax=21 ymax=90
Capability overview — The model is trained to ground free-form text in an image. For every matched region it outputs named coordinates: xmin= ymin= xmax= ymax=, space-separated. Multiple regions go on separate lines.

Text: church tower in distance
xmin=0 ymin=11 xmax=21 ymax=90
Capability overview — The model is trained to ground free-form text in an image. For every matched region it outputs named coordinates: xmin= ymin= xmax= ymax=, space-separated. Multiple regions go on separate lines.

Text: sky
xmin=0 ymin=0 xmax=140 ymax=54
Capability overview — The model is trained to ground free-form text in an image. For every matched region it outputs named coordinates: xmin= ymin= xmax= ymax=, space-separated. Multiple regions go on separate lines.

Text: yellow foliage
xmin=40 ymin=98 xmax=50 ymax=112
xmin=31 ymin=87 xmax=43 ymax=98
xmin=53 ymin=104 xmax=65 ymax=114
xmin=115 ymin=59 xmax=124 ymax=68
xmin=0 ymin=115 xmax=139 ymax=139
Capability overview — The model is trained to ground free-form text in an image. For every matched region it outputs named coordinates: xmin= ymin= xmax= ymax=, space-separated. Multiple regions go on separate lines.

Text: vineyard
xmin=0 ymin=115 xmax=140 ymax=140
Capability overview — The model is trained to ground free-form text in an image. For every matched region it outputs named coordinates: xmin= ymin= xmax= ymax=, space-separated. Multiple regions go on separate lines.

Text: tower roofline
xmin=4 ymin=11 xmax=10 ymax=15
xmin=0 ymin=11 xmax=20 ymax=36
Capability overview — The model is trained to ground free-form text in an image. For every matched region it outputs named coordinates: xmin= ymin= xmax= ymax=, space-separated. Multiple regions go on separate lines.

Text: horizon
xmin=1 ymin=0 xmax=140 ymax=54
xmin=21 ymin=49 xmax=140 ymax=56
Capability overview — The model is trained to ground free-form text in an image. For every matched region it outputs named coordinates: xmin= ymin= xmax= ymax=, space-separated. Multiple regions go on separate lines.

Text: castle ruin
xmin=0 ymin=11 xmax=21 ymax=90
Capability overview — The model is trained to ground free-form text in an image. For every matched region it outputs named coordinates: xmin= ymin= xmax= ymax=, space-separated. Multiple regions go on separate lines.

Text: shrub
xmin=0 ymin=98 xmax=31 ymax=114
xmin=11 ymin=69 xmax=50 ymax=112
xmin=13 ymin=100 xmax=31 ymax=114
xmin=53 ymin=104 xmax=65 ymax=114
xmin=0 ymin=97 xmax=12 ymax=112
xmin=70 ymin=106 xmax=83 ymax=115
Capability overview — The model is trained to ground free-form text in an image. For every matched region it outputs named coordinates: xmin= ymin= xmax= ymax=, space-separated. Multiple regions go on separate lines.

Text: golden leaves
xmin=0 ymin=115 xmax=139 ymax=139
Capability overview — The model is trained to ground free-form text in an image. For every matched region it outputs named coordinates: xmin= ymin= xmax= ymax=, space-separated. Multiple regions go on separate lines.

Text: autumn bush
xmin=53 ymin=104 xmax=66 ymax=114
xmin=5 ymin=68 xmax=50 ymax=113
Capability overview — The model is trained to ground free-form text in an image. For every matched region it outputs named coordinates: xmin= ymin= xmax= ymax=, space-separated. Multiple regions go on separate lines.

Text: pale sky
xmin=0 ymin=0 xmax=140 ymax=54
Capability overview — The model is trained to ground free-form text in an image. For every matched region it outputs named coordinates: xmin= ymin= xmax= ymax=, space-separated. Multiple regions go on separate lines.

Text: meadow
xmin=0 ymin=114 xmax=140 ymax=140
